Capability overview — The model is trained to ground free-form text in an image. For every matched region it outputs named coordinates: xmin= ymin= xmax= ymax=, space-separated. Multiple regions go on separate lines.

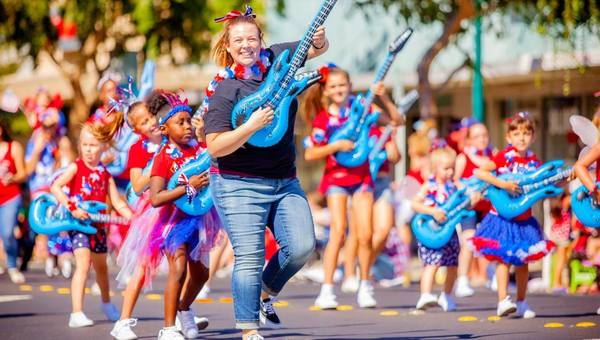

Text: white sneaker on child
xmin=7 ymin=268 xmax=25 ymax=284
xmin=357 ymin=281 xmax=377 ymax=308
xmin=102 ymin=302 xmax=120 ymax=322
xmin=196 ymin=285 xmax=210 ymax=299
xmin=69 ymin=311 xmax=94 ymax=328
xmin=416 ymin=293 xmax=438 ymax=310
xmin=315 ymin=284 xmax=338 ymax=310
xmin=157 ymin=326 xmax=184 ymax=340
xmin=247 ymin=334 xmax=264 ymax=340
xmin=45 ymin=258 xmax=55 ymax=278
xmin=341 ymin=276 xmax=359 ymax=293
xmin=516 ymin=300 xmax=536 ymax=319
xmin=176 ymin=309 xmax=199 ymax=338
xmin=437 ymin=292 xmax=456 ymax=312
xmin=111 ymin=318 xmax=138 ymax=340
xmin=454 ymin=275 xmax=474 ymax=298
xmin=497 ymin=296 xmax=517 ymax=317
xmin=61 ymin=260 xmax=72 ymax=279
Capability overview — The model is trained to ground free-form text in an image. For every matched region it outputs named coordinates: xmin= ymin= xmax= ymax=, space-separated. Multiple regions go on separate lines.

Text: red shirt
xmin=68 ymin=158 xmax=111 ymax=203
xmin=304 ymin=106 xmax=373 ymax=194
xmin=151 ymin=142 xmax=202 ymax=180
xmin=407 ymin=169 xmax=425 ymax=185
xmin=126 ymin=137 xmax=160 ymax=172
xmin=0 ymin=142 xmax=21 ymax=204
xmin=490 ymin=146 xmax=540 ymax=220
xmin=459 ymin=150 xmax=493 ymax=214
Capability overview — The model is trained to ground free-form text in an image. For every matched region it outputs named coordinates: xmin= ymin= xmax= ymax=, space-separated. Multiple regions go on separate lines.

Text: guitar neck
xmin=359 ymin=54 xmax=395 ymax=121
xmin=368 ymin=125 xmax=393 ymax=160
xmin=88 ymin=213 xmax=129 ymax=226
xmin=269 ymin=0 xmax=337 ymax=107
xmin=522 ymin=167 xmax=572 ymax=194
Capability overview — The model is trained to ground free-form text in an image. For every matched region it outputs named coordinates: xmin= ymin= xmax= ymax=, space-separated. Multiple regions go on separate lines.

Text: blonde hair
xmin=82 ymin=111 xmax=124 ymax=145
xmin=430 ymin=147 xmax=457 ymax=166
xmin=212 ymin=16 xmax=263 ymax=67
xmin=408 ymin=133 xmax=431 ymax=157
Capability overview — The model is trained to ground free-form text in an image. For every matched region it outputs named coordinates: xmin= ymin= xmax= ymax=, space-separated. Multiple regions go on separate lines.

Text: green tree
xmin=0 ymin=0 xmax=255 ymax=132
xmin=353 ymin=0 xmax=600 ymax=117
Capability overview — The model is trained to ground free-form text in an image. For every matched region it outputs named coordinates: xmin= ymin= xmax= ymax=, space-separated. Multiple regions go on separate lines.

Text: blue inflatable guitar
xmin=331 ymin=28 xmax=414 ymax=168
xmin=368 ymin=89 xmax=419 ymax=180
xmin=230 ymin=0 xmax=338 ymax=148
xmin=29 ymin=193 xmax=129 ymax=235
xmin=572 ymin=182 xmax=600 ymax=228
xmin=167 ymin=151 xmax=213 ymax=216
xmin=125 ymin=156 xmax=156 ymax=206
xmin=487 ymin=160 xmax=571 ymax=220
xmin=412 ymin=178 xmax=488 ymax=249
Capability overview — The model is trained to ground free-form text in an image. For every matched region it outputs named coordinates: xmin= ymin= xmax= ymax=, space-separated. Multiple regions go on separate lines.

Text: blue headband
xmin=159 ymin=105 xmax=193 ymax=126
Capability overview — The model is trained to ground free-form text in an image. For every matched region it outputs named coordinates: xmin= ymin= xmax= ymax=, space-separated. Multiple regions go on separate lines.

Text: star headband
xmin=158 ymin=90 xmax=193 ymax=126
xmin=429 ymin=138 xmax=449 ymax=152
xmin=214 ymin=5 xmax=256 ymax=23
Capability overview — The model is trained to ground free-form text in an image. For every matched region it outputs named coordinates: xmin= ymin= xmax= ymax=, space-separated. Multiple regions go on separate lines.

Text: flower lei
xmin=197 ymin=49 xmax=271 ymax=117
xmin=500 ymin=145 xmax=539 ymax=174
xmin=424 ymin=175 xmax=456 ymax=207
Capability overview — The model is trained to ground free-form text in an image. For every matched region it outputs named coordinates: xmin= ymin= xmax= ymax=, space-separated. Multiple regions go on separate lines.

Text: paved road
xmin=0 ymin=270 xmax=599 ymax=339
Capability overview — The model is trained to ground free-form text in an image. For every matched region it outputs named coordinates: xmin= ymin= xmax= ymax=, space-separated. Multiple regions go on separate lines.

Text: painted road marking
xmin=336 ymin=305 xmax=353 ymax=311
xmin=380 ymin=310 xmax=399 ymax=316
xmin=39 ymin=285 xmax=54 ymax=292
xmin=544 ymin=322 xmax=564 ymax=328
xmin=195 ymin=298 xmax=214 ymax=304
xmin=458 ymin=316 xmax=478 ymax=322
xmin=0 ymin=295 xmax=32 ymax=303
xmin=273 ymin=300 xmax=289 ymax=307
xmin=408 ymin=309 xmax=425 ymax=316
xmin=19 ymin=285 xmax=32 ymax=292
xmin=146 ymin=294 xmax=162 ymax=300
xmin=219 ymin=297 xmax=233 ymax=303
xmin=575 ymin=322 xmax=596 ymax=328
xmin=487 ymin=316 xmax=501 ymax=322
xmin=309 ymin=306 xmax=321 ymax=311
xmin=57 ymin=288 xmax=70 ymax=295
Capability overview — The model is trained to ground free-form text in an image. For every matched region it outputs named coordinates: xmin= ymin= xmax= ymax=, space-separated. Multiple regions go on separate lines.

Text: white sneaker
xmin=315 ymin=285 xmax=338 ymax=309
xmin=416 ymin=293 xmax=438 ymax=310
xmin=597 ymin=306 xmax=600 ymax=315
xmin=516 ymin=300 xmax=536 ymax=319
xmin=196 ymin=285 xmax=210 ymax=299
xmin=356 ymin=281 xmax=377 ymax=308
xmin=91 ymin=282 xmax=101 ymax=296
xmin=341 ymin=276 xmax=359 ymax=293
xmin=7 ymin=268 xmax=25 ymax=284
xmin=193 ymin=316 xmax=209 ymax=331
xmin=247 ymin=334 xmax=264 ymax=340
xmin=69 ymin=311 xmax=94 ymax=328
xmin=176 ymin=309 xmax=199 ymax=338
xmin=111 ymin=318 xmax=138 ymax=340
xmin=45 ymin=257 xmax=55 ymax=277
xmin=157 ymin=326 xmax=184 ymax=340
xmin=497 ymin=296 xmax=517 ymax=317
xmin=260 ymin=298 xmax=282 ymax=329
xmin=61 ymin=260 xmax=73 ymax=279
xmin=438 ymin=292 xmax=456 ymax=312
xmin=102 ymin=302 xmax=120 ymax=322
xmin=454 ymin=276 xmax=474 ymax=298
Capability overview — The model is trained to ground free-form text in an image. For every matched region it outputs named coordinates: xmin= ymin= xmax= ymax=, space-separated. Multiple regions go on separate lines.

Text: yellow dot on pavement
xmin=309 ymin=306 xmax=321 ymax=311
xmin=57 ymin=288 xmax=70 ymax=295
xmin=380 ymin=310 xmax=399 ymax=316
xmin=39 ymin=285 xmax=54 ymax=292
xmin=487 ymin=316 xmax=501 ymax=322
xmin=409 ymin=309 xmax=425 ymax=316
xmin=19 ymin=285 xmax=32 ymax=292
xmin=84 ymin=288 xmax=91 ymax=294
xmin=219 ymin=297 xmax=233 ymax=303
xmin=458 ymin=316 xmax=478 ymax=322
xmin=273 ymin=300 xmax=289 ymax=308
xmin=544 ymin=322 xmax=564 ymax=328
xmin=195 ymin=298 xmax=214 ymax=304
xmin=575 ymin=322 xmax=596 ymax=328
xmin=336 ymin=305 xmax=353 ymax=311
xmin=146 ymin=294 xmax=162 ymax=300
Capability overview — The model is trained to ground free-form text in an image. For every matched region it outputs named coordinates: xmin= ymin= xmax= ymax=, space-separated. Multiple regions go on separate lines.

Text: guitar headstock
xmin=388 ymin=28 xmax=414 ymax=54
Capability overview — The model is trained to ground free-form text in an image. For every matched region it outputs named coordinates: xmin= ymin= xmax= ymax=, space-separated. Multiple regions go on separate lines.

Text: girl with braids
xmin=203 ymin=6 xmax=327 ymax=340
xmin=50 ymin=116 xmax=133 ymax=328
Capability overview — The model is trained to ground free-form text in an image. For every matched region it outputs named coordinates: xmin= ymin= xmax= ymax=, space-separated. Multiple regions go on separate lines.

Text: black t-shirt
xmin=205 ymin=41 xmax=304 ymax=179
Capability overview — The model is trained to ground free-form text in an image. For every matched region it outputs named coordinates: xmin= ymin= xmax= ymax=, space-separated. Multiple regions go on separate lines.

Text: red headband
xmin=214 ymin=5 xmax=256 ymax=23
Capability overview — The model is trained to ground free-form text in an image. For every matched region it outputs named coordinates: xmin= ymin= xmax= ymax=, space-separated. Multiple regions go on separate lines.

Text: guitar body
xmin=29 ymin=193 xmax=101 ymax=235
xmin=167 ymin=151 xmax=213 ymax=216
xmin=571 ymin=181 xmax=600 ymax=228
xmin=369 ymin=148 xmax=388 ymax=181
xmin=330 ymin=97 xmax=381 ymax=167
xmin=411 ymin=189 xmax=474 ymax=249
xmin=125 ymin=157 xmax=155 ymax=206
xmin=487 ymin=160 xmax=566 ymax=220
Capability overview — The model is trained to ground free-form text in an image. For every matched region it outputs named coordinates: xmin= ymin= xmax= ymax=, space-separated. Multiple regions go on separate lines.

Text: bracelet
xmin=312 ymin=41 xmax=326 ymax=50
xmin=67 ymin=201 xmax=77 ymax=212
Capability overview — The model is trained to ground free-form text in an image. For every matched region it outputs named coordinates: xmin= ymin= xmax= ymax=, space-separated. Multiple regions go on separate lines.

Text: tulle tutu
xmin=470 ymin=214 xmax=555 ymax=266
xmin=47 ymin=234 xmax=72 ymax=256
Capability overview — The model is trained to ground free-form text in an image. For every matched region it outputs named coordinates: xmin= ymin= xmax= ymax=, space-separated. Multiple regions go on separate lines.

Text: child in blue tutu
xmin=471 ymin=112 xmax=555 ymax=319
xmin=412 ymin=142 xmax=481 ymax=312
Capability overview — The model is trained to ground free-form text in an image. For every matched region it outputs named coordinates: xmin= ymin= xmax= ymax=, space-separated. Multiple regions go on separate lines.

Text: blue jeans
xmin=211 ymin=174 xmax=315 ymax=329
xmin=0 ymin=196 xmax=21 ymax=268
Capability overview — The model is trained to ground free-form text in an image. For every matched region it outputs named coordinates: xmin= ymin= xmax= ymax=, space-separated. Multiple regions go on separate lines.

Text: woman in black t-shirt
xmin=202 ymin=7 xmax=328 ymax=340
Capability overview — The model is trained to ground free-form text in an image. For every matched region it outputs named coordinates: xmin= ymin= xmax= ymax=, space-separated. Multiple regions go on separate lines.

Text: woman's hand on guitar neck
xmin=308 ymin=26 xmax=329 ymax=59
